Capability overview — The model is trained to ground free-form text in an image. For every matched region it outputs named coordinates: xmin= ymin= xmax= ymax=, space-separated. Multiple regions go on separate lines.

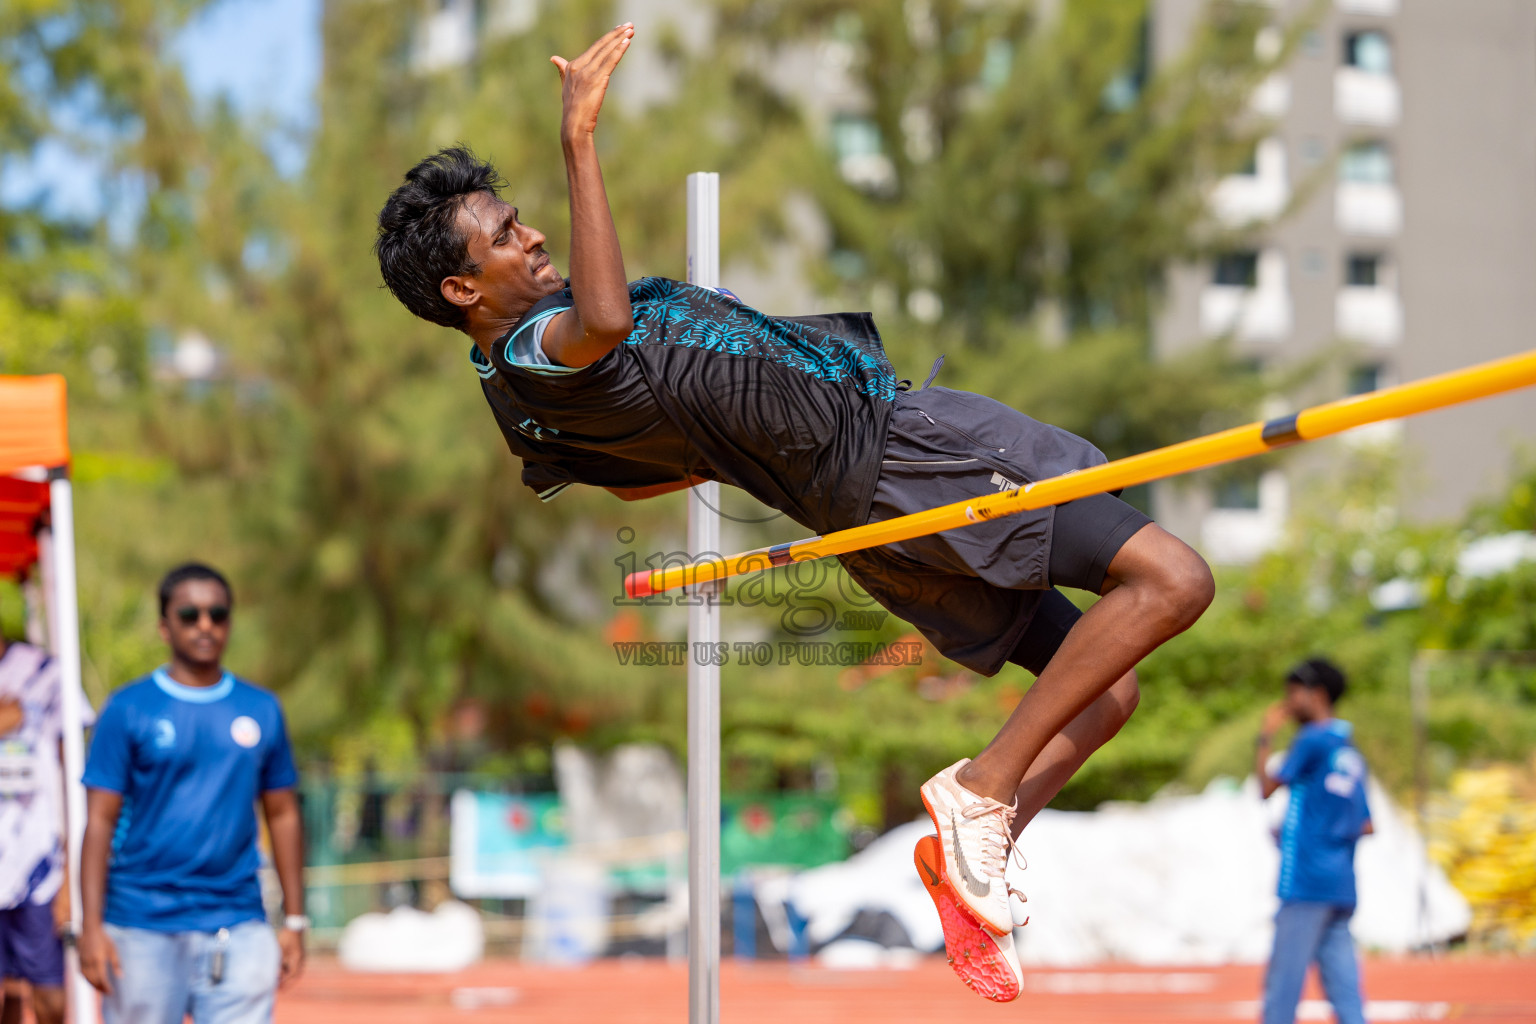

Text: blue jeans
xmin=1261 ymin=901 xmax=1365 ymax=1024
xmin=101 ymin=921 xmax=279 ymax=1024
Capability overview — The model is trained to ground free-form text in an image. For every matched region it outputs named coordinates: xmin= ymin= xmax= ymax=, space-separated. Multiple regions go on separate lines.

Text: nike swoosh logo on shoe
xmin=951 ymin=811 xmax=991 ymax=898
xmin=918 ymin=854 xmax=941 ymax=888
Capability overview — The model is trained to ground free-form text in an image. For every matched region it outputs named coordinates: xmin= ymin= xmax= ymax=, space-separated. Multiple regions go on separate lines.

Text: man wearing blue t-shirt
xmin=78 ymin=564 xmax=307 ymax=1024
xmin=1255 ymin=658 xmax=1374 ymax=1024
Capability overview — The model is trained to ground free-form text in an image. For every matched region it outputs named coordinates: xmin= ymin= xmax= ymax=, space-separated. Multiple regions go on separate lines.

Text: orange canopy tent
xmin=0 ymin=374 xmax=69 ymax=576
xmin=0 ymin=374 xmax=94 ymax=1024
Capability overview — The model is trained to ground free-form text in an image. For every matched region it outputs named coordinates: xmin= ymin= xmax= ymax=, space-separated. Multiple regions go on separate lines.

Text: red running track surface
xmin=272 ymin=956 xmax=1536 ymax=1024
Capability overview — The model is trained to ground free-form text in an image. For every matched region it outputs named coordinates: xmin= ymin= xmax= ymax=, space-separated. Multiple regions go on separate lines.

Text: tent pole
xmin=45 ymin=471 xmax=97 ymax=1024
xmin=22 ymin=572 xmax=47 ymax=647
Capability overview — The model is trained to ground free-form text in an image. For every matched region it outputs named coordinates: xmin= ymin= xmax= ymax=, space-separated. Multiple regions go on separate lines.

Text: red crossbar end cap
xmin=624 ymin=574 xmax=655 ymax=599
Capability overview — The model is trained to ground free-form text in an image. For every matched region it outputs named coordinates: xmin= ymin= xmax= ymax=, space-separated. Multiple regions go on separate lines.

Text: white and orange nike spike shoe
xmin=920 ymin=758 xmax=1018 ymax=934
xmin=914 ymin=834 xmax=1023 ymax=1002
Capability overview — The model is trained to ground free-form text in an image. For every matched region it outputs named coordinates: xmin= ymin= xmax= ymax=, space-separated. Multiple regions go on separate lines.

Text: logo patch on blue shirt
xmin=229 ymin=716 xmax=261 ymax=749
xmin=152 ymin=719 xmax=176 ymax=750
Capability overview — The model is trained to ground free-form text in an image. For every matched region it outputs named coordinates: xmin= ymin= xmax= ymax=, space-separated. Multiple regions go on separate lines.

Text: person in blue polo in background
xmin=1255 ymin=657 xmax=1374 ymax=1024
xmin=77 ymin=564 xmax=308 ymax=1024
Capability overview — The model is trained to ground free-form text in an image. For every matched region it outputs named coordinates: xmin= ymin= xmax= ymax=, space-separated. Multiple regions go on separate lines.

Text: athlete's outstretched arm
xmin=541 ymin=24 xmax=635 ymax=368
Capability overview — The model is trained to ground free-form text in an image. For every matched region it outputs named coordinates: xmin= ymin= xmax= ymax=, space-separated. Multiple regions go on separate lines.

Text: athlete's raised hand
xmin=550 ymin=23 xmax=634 ymax=143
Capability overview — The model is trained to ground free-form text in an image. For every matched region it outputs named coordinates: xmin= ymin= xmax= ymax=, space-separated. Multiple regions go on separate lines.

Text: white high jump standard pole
xmin=684 ymin=171 xmax=722 ymax=1024
xmin=43 ymin=472 xmax=97 ymax=1024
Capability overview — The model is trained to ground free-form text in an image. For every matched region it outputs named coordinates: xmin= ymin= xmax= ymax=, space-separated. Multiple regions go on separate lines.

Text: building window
xmin=1346 ymin=254 xmax=1381 ymax=287
xmin=1213 ymin=251 xmax=1259 ymax=287
xmin=1340 ymin=141 xmax=1393 ymax=184
xmin=831 ymin=116 xmax=883 ymax=163
xmin=1213 ymin=468 xmax=1263 ymax=510
xmin=831 ymin=116 xmax=896 ymax=193
xmin=1344 ymin=31 xmax=1393 ymax=75
xmin=1234 ymin=144 xmax=1259 ymax=176
xmin=1347 ymin=364 xmax=1384 ymax=395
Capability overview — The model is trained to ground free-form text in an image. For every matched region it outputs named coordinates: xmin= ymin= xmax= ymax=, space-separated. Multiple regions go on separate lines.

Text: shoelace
xmin=960 ymin=799 xmax=1018 ymax=880
xmin=958 ymin=800 xmax=1034 ymax=928
xmin=1007 ymin=841 xmax=1029 ymax=927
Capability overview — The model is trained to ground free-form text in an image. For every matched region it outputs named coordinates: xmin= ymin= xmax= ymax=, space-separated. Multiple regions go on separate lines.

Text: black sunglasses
xmin=173 ymin=605 xmax=230 ymax=626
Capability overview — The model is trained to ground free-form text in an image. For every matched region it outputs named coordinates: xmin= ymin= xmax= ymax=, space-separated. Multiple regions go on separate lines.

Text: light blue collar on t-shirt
xmin=152 ymin=667 xmax=234 ymax=703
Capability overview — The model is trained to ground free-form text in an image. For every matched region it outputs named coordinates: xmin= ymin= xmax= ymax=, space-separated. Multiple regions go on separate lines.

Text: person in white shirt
xmin=0 ymin=633 xmax=94 ymax=1024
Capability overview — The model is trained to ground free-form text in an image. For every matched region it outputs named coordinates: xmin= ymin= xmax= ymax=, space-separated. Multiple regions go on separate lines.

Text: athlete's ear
xmin=441 ymin=275 xmax=480 ymax=311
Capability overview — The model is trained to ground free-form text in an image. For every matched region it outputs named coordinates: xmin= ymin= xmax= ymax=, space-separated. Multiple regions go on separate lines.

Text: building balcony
xmin=415 ymin=0 xmax=475 ymax=72
xmin=1335 ymin=287 xmax=1403 ymax=344
xmin=1337 ymin=0 xmax=1398 ymax=15
xmin=1201 ymin=287 xmax=1292 ymax=342
xmin=1200 ymin=472 xmax=1288 ymax=565
xmin=1335 ymin=68 xmax=1400 ymax=126
xmin=1200 ymin=252 xmax=1291 ymax=342
xmin=1336 ymin=182 xmax=1402 ymax=236
xmin=1210 ymin=140 xmax=1288 ymax=226
xmin=1343 ymin=419 xmax=1403 ymax=448
xmin=1252 ymin=74 xmax=1291 ymax=118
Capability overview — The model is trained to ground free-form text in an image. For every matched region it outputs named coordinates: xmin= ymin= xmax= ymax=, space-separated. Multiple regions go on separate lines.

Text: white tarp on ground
xmin=337 ymin=901 xmax=485 ymax=972
xmin=787 ymin=777 xmax=1470 ymax=967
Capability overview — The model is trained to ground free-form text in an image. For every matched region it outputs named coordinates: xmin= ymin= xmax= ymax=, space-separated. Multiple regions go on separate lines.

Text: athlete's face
xmin=159 ymin=579 xmax=231 ymax=670
xmin=443 ymin=192 xmax=564 ymax=323
xmin=1283 ymin=681 xmax=1329 ymax=724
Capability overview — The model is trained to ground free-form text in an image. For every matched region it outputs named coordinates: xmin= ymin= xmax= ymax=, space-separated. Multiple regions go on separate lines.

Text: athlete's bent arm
xmin=1255 ymin=701 xmax=1288 ymax=799
xmin=541 ymin=25 xmax=635 ymax=369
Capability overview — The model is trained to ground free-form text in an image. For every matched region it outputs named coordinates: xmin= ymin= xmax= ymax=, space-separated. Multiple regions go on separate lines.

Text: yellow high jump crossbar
xmin=625 ymin=347 xmax=1536 ymax=599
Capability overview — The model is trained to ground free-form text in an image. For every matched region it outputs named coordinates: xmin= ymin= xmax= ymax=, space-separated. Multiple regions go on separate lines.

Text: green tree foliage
xmin=711 ymin=0 xmax=1308 ymax=460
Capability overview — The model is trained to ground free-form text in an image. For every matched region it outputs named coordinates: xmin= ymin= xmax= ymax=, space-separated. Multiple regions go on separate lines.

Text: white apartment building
xmin=1153 ymin=0 xmax=1536 ymax=562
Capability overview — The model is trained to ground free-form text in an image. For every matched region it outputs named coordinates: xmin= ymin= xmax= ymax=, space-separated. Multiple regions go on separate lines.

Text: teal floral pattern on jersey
xmin=625 ymin=277 xmax=898 ymax=402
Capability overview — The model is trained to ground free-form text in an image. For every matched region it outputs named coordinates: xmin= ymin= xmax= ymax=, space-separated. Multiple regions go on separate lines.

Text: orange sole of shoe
xmin=914 ymin=834 xmax=1021 ymax=1003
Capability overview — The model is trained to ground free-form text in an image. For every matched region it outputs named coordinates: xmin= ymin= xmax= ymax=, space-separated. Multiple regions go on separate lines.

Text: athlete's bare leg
xmin=1008 ymin=669 xmax=1139 ymax=835
xmin=956 ymin=524 xmax=1213 ymax=805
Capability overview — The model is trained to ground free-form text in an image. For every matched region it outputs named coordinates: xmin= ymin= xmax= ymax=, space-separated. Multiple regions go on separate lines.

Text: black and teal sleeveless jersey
xmin=470 ymin=277 xmax=899 ymax=534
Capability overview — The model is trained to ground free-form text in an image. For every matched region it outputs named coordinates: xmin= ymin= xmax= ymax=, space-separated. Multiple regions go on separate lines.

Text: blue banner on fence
xmin=448 ymin=790 xmax=567 ymax=898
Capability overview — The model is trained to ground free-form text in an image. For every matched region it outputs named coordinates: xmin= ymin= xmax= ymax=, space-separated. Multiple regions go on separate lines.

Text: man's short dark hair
xmin=158 ymin=563 xmax=233 ymax=617
xmin=375 ymin=146 xmax=505 ymax=329
xmin=1286 ymin=657 xmax=1346 ymax=704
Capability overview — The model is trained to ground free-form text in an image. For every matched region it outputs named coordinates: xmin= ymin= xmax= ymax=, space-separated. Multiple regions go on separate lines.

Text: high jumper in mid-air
xmin=374 ymin=23 xmax=1213 ymax=1002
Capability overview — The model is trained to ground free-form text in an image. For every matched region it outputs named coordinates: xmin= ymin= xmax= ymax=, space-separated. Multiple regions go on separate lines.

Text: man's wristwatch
xmin=283 ymin=915 xmax=311 ymax=933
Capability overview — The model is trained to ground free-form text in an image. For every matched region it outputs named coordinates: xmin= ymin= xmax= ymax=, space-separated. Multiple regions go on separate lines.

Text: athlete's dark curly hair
xmin=376 ymin=146 xmax=505 ymax=329
xmin=1286 ymin=657 xmax=1347 ymax=704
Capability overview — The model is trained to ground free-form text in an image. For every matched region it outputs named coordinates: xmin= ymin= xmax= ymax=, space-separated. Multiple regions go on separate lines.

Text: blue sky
xmin=173 ymin=0 xmax=322 ymax=163
xmin=1 ymin=0 xmax=322 ymax=220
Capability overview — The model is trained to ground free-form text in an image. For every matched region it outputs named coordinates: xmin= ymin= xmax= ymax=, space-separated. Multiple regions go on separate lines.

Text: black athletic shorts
xmin=837 ymin=387 xmax=1152 ymax=677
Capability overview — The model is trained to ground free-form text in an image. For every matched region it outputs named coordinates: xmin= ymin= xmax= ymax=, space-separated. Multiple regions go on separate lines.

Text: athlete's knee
xmin=1108 ymin=524 xmax=1214 ymax=633
xmin=1160 ymin=547 xmax=1214 ymax=632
